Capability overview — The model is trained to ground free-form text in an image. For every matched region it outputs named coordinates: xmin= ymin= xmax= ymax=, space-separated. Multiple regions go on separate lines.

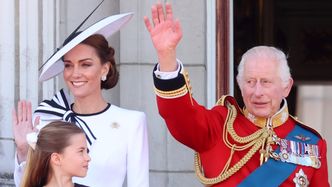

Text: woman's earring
xmin=101 ymin=75 xmax=107 ymax=81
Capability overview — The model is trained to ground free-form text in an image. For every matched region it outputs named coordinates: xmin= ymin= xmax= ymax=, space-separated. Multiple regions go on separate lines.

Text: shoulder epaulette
xmin=290 ymin=115 xmax=322 ymax=139
xmin=216 ymin=95 xmax=242 ymax=113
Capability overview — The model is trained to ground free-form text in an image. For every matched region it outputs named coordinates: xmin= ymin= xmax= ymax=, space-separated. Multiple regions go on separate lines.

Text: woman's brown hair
xmin=81 ymin=34 xmax=119 ymax=89
xmin=20 ymin=121 xmax=84 ymax=187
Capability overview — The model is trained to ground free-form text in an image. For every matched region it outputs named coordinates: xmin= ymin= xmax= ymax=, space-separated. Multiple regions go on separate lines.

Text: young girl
xmin=20 ymin=121 xmax=90 ymax=187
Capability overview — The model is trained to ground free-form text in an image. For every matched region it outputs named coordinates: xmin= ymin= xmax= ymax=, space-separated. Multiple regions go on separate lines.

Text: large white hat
xmin=39 ymin=11 xmax=133 ymax=81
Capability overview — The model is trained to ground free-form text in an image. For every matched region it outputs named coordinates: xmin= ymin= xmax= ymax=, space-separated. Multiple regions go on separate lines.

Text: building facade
xmin=0 ymin=0 xmax=330 ymax=186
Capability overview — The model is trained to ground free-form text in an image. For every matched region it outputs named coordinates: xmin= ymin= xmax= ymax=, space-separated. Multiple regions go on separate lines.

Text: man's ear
xmin=283 ymin=78 xmax=294 ymax=97
xmin=50 ymin=152 xmax=62 ymax=166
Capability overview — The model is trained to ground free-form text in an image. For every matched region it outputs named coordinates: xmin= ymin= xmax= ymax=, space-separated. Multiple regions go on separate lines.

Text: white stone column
xmin=0 ymin=0 xmax=16 ymax=175
xmin=18 ymin=0 xmax=40 ymax=108
xmin=41 ymin=0 xmax=60 ymax=99
xmin=1 ymin=1 xmax=59 ymax=185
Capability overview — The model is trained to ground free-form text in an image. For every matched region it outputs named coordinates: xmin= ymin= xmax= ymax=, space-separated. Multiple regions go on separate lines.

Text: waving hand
xmin=144 ymin=3 xmax=182 ymax=71
xmin=12 ymin=100 xmax=39 ymax=163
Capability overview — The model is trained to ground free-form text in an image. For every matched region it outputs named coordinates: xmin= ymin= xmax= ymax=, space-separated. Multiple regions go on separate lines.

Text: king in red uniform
xmin=144 ymin=2 xmax=330 ymax=187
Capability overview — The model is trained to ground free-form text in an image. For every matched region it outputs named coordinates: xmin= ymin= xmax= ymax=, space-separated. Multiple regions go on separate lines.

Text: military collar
xmin=243 ymin=99 xmax=289 ymax=128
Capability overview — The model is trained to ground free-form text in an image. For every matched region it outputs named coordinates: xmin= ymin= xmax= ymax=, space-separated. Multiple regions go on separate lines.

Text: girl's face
xmin=63 ymin=44 xmax=109 ymax=99
xmin=58 ymin=133 xmax=90 ymax=177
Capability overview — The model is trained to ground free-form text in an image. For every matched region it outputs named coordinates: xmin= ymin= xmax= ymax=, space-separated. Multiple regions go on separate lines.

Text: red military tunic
xmin=153 ymin=68 xmax=330 ymax=187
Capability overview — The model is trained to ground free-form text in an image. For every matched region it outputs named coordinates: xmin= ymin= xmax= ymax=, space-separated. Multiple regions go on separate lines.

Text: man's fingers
xmin=147 ymin=3 xmax=175 ymax=30
xmin=156 ymin=3 xmax=165 ymax=23
xmin=151 ymin=5 xmax=159 ymax=26
xmin=144 ymin=16 xmax=152 ymax=33
xmin=165 ymin=3 xmax=173 ymax=21
xmin=174 ymin=19 xmax=183 ymax=38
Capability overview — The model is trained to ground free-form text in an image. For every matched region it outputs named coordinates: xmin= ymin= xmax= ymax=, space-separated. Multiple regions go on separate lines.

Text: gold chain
xmin=194 ymin=101 xmax=273 ymax=185
xmin=223 ymin=104 xmax=264 ymax=151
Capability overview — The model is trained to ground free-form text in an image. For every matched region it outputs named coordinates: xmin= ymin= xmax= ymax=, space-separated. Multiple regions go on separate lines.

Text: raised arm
xmin=144 ymin=2 xmax=182 ymax=72
xmin=12 ymin=100 xmax=39 ymax=186
xmin=12 ymin=100 xmax=35 ymax=163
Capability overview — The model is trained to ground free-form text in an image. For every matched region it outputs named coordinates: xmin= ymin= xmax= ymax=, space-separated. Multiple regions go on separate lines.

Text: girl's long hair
xmin=20 ymin=121 xmax=84 ymax=187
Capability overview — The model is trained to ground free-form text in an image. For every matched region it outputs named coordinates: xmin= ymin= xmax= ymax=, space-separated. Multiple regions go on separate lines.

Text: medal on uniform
xmin=272 ymin=138 xmax=321 ymax=168
xmin=294 ymin=134 xmax=311 ymax=141
xmin=293 ymin=169 xmax=309 ymax=187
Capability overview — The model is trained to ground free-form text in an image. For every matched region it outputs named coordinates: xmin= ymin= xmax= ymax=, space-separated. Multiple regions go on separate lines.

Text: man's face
xmin=240 ymin=56 xmax=292 ymax=118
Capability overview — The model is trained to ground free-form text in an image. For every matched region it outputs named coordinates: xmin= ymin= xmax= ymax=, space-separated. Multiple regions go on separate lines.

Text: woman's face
xmin=58 ymin=133 xmax=90 ymax=177
xmin=63 ymin=44 xmax=109 ymax=99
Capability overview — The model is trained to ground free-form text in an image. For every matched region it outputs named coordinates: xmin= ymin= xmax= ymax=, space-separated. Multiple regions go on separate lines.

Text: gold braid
xmin=194 ymin=101 xmax=272 ymax=185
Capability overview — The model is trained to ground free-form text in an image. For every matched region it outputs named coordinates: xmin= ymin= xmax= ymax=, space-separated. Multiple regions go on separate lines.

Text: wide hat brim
xmin=39 ymin=12 xmax=133 ymax=81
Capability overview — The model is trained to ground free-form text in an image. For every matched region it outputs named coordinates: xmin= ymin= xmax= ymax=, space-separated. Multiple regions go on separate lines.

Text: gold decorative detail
xmin=243 ymin=98 xmax=289 ymax=128
xmin=154 ymin=85 xmax=188 ymax=99
xmin=154 ymin=68 xmax=194 ymax=105
xmin=194 ymin=101 xmax=277 ymax=185
xmin=216 ymin=95 xmax=228 ymax=107
xmin=111 ymin=122 xmax=119 ymax=129
xmin=183 ymin=70 xmax=193 ymax=105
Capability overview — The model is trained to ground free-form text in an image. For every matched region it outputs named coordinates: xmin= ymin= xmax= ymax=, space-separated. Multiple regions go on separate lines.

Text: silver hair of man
xmin=236 ymin=46 xmax=292 ymax=89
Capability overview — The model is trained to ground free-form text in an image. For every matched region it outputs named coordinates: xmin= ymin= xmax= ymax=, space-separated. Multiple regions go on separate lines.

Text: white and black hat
xmin=39 ymin=1 xmax=133 ymax=81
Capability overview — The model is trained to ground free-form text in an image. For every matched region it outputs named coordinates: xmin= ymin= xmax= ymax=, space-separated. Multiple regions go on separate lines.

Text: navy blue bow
xmin=34 ymin=89 xmax=96 ymax=146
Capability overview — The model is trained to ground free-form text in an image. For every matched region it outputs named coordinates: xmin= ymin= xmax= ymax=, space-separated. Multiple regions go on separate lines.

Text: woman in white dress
xmin=12 ymin=11 xmax=149 ymax=187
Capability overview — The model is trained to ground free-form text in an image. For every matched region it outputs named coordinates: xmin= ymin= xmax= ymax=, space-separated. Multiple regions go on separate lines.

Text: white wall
xmin=0 ymin=1 xmax=43 ymax=185
xmin=0 ymin=0 xmax=16 ymax=178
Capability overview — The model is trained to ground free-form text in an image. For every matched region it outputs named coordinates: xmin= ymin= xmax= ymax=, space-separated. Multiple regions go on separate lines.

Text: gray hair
xmin=236 ymin=46 xmax=291 ymax=89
